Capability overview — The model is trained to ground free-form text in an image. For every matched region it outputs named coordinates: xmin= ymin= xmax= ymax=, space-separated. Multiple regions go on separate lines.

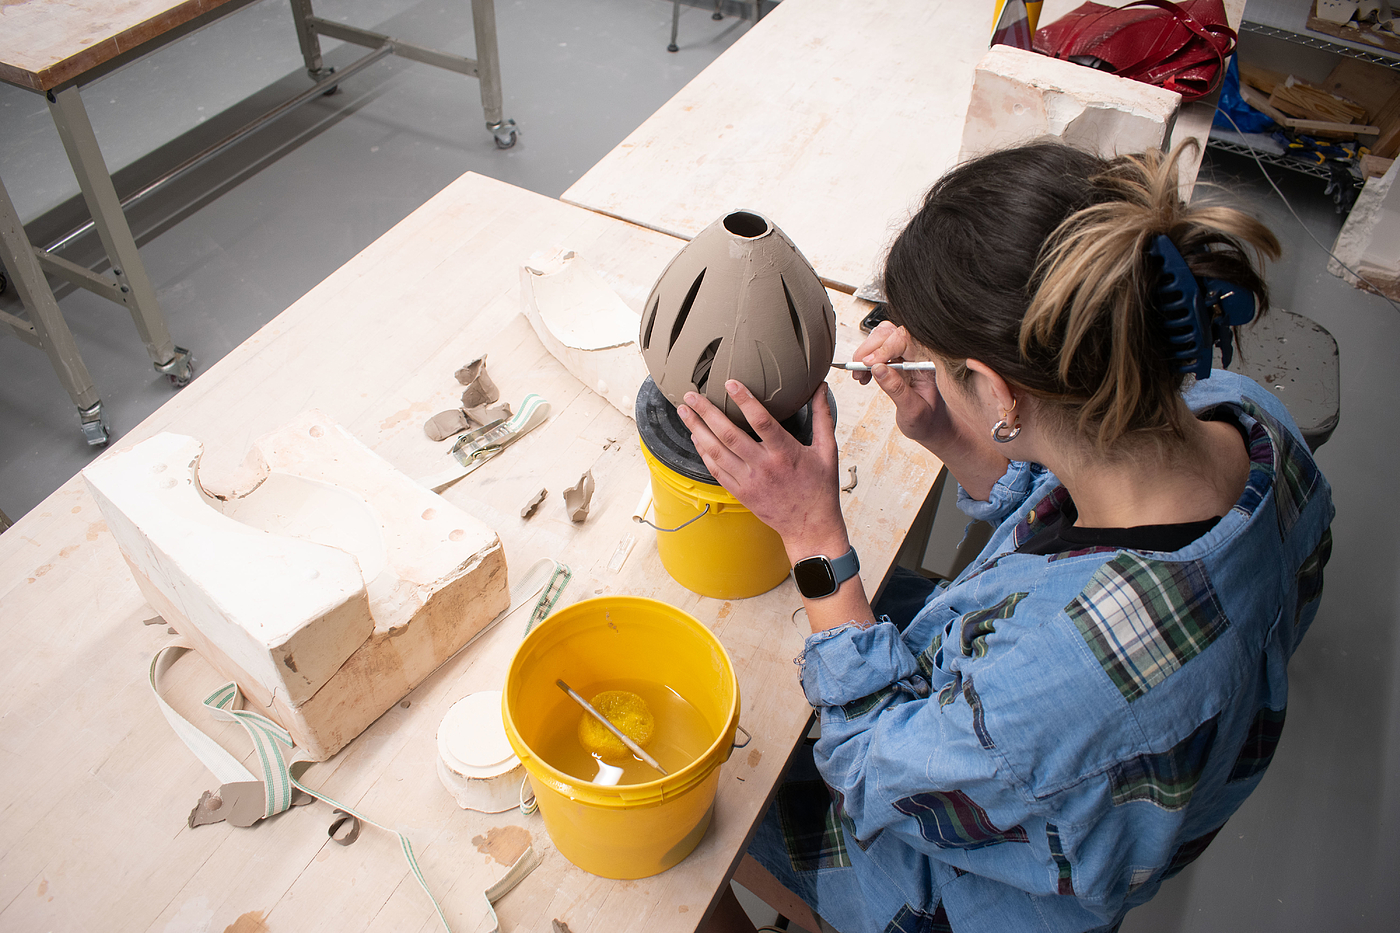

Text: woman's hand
xmin=850 ymin=321 xmax=952 ymax=452
xmin=677 ymin=380 xmax=849 ymax=562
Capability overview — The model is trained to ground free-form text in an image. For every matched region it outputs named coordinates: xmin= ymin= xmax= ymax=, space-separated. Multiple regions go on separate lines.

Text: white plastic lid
xmin=437 ymin=691 xmax=519 ymax=778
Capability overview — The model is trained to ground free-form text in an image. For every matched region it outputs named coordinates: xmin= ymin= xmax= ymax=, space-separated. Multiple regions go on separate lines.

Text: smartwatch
xmin=792 ymin=547 xmax=860 ymax=599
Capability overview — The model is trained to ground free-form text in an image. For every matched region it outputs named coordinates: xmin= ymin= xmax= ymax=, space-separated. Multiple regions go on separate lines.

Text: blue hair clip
xmin=1147 ymin=234 xmax=1256 ymax=378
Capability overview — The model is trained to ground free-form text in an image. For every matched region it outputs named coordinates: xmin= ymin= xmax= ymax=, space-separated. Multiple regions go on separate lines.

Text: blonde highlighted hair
xmin=884 ymin=141 xmax=1280 ymax=452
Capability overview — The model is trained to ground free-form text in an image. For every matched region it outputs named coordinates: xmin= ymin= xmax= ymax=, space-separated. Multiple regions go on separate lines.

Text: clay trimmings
xmin=640 ymin=210 xmax=836 ymax=427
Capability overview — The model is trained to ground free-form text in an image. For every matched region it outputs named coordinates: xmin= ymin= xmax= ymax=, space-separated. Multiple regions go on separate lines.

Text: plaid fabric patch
xmin=883 ymin=901 xmax=954 ymax=933
xmin=1014 ymin=486 xmax=1072 ymax=549
xmin=1228 ymin=705 xmax=1287 ymax=784
xmin=962 ymin=676 xmax=995 ymax=750
xmin=1109 ymin=715 xmax=1218 ymax=811
xmin=778 ymin=780 xmax=851 ymax=871
xmin=959 ymin=592 xmax=1028 ymax=657
xmin=1295 ymin=527 xmax=1332 ymax=630
xmin=1163 ymin=825 xmax=1223 ymax=879
xmin=1067 ymin=554 xmax=1230 ymax=703
xmin=1239 ymin=399 xmax=1319 ymax=537
xmin=1047 ymin=822 xmax=1075 ymax=895
xmin=841 ymin=684 xmax=896 ymax=722
xmin=916 ymin=633 xmax=943 ymax=679
xmin=894 ymin=789 xmax=1029 ymax=849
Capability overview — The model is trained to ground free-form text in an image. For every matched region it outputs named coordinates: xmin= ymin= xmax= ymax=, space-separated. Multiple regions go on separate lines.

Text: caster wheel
xmin=489 ymin=118 xmax=519 ymax=150
xmin=712 ymin=11 xmax=723 ymax=19
xmin=667 ymin=43 xmax=679 ymax=52
xmin=155 ymin=347 xmax=196 ymax=388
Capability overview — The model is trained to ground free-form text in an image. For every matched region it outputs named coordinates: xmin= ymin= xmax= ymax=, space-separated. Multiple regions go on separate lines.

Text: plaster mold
xmin=639 ymin=210 xmax=836 ymax=427
xmin=1332 ymin=159 xmax=1400 ymax=299
xmin=959 ymin=45 xmax=1181 ymax=163
xmin=82 ymin=410 xmax=509 ymax=760
xmin=520 ymin=250 xmax=649 ymax=419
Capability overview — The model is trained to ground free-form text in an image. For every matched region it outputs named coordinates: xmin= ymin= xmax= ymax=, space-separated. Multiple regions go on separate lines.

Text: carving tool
xmin=555 ymin=679 xmax=668 ymax=776
xmin=831 ymin=361 xmax=937 ymax=371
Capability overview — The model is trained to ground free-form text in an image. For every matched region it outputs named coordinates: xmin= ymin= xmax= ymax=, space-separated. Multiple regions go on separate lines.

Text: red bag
xmin=1032 ymin=0 xmax=1237 ymax=102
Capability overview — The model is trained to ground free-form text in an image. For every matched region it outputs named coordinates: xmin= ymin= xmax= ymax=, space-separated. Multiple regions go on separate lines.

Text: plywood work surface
xmin=562 ymin=0 xmax=996 ymax=293
xmin=0 ymin=0 xmax=253 ymax=92
xmin=0 ymin=172 xmax=942 ymax=933
xmin=564 ymin=0 xmax=1245 ymax=293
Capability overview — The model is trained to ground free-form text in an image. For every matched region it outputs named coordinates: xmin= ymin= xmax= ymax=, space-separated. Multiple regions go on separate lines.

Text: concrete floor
xmin=2 ymin=3 xmax=1398 ymax=931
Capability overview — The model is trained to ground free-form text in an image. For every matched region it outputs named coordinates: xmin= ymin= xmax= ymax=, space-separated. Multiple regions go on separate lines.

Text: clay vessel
xmin=639 ymin=210 xmax=835 ymax=427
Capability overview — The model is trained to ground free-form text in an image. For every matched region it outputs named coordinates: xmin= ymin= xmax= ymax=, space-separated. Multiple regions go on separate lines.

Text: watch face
xmin=793 ymin=556 xmax=837 ymax=598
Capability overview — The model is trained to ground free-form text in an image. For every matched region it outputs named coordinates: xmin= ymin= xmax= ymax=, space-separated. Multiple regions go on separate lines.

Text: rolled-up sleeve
xmin=799 ymin=621 xmax=922 ymax=706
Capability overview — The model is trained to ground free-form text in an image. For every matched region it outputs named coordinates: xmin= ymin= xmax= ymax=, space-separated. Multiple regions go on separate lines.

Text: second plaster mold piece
xmin=457 ymin=356 xmax=500 ymax=409
xmin=563 ymin=471 xmax=595 ymax=523
xmin=82 ymin=410 xmax=509 ymax=760
xmin=639 ymin=210 xmax=836 ymax=428
xmin=425 ymin=409 xmax=471 ymax=442
xmin=521 ymin=488 xmax=547 ymax=519
xmin=958 ymin=45 xmax=1181 ymax=163
xmin=520 ymin=250 xmax=650 ymax=419
xmin=1331 ymin=159 xmax=1400 ymax=299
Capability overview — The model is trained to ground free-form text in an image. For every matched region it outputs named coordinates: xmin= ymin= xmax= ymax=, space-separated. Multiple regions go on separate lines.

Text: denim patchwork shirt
xmin=799 ymin=372 xmax=1334 ymax=932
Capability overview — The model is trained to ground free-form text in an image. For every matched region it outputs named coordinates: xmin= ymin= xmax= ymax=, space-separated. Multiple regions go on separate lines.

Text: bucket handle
xmin=732 ymin=724 xmax=751 ymax=749
xmin=634 ymin=502 xmax=711 ymax=533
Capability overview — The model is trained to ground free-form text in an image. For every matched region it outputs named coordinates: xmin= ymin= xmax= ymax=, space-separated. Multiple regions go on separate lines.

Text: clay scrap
xmin=425 ymin=409 xmax=471 ymax=442
xmin=457 ymin=356 xmax=501 ymax=409
xmin=82 ymin=410 xmax=509 ymax=760
xmin=467 ymin=401 xmax=512 ymax=426
xmin=521 ymin=488 xmax=547 ymax=519
xmin=842 ymin=464 xmax=858 ymax=492
xmin=563 ymin=471 xmax=595 ymax=523
xmin=520 ymin=250 xmax=649 ymax=419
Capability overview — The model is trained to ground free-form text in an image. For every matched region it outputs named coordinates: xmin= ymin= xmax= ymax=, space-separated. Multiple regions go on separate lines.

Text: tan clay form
xmin=639 ymin=210 xmax=836 ymax=426
xmin=82 ymin=410 xmax=508 ymax=760
xmin=563 ymin=470 xmax=595 ymax=523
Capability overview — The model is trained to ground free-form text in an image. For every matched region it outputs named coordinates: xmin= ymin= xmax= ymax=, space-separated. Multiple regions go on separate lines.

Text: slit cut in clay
xmin=521 ymin=488 xmax=547 ymax=519
xmin=457 ymin=356 xmax=500 ymax=409
xmin=563 ymin=471 xmax=595 ymax=523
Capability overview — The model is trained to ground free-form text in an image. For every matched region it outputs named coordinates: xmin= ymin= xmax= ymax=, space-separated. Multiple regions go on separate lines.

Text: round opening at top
xmin=723 ymin=211 xmax=770 ymax=239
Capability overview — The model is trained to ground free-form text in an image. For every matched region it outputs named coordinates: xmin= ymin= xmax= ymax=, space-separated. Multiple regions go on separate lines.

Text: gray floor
xmin=3 ymin=3 xmax=1399 ymax=931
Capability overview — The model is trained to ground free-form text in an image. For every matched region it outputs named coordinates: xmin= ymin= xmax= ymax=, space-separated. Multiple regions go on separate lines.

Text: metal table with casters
xmin=0 ymin=0 xmax=515 ymax=445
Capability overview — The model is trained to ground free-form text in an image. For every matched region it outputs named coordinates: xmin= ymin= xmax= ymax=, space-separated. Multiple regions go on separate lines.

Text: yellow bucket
xmin=640 ymin=440 xmax=790 ymax=599
xmin=501 ymin=597 xmax=741 ymax=879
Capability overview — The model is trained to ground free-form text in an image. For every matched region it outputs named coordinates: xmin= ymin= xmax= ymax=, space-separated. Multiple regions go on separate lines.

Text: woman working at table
xmin=682 ymin=141 xmax=1334 ymax=933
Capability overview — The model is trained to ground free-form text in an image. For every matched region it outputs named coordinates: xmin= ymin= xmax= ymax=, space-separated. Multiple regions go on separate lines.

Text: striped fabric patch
xmin=882 ymin=902 xmax=953 ymax=933
xmin=1295 ymin=527 xmax=1332 ymax=630
xmin=1228 ymin=705 xmax=1287 ymax=784
xmin=959 ymin=592 xmax=1028 ymax=657
xmin=916 ymin=633 xmax=943 ymax=679
xmin=1109 ymin=716 xmax=1218 ymax=811
xmin=1067 ymin=554 xmax=1229 ymax=703
xmin=938 ymin=671 xmax=962 ymax=710
xmin=1164 ymin=825 xmax=1223 ymax=879
xmin=962 ymin=677 xmax=995 ymax=749
xmin=1047 ymin=822 xmax=1075 ymax=895
xmin=894 ymin=789 xmax=1029 ymax=849
xmin=778 ymin=779 xmax=851 ymax=871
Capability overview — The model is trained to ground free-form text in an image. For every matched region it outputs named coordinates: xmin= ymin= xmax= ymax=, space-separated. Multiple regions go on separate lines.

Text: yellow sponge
xmin=578 ymin=690 xmax=655 ymax=760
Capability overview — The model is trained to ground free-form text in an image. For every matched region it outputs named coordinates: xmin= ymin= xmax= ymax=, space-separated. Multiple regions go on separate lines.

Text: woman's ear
xmin=963 ymin=359 xmax=1017 ymax=417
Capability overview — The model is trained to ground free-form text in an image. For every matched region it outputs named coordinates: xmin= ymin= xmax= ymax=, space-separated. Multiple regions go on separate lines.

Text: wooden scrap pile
xmin=1238 ymin=57 xmax=1400 ymax=177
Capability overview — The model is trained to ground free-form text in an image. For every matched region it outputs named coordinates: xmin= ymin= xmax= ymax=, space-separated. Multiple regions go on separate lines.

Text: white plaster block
xmin=959 ymin=45 xmax=1181 ymax=163
xmin=83 ymin=411 xmax=509 ymax=759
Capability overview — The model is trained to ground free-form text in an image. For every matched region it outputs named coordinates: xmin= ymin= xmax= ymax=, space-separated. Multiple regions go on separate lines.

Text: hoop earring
xmin=992 ymin=420 xmax=1021 ymax=443
xmin=991 ymin=397 xmax=1020 ymax=444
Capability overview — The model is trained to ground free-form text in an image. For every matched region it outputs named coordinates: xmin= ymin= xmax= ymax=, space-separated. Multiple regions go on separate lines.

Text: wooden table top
xmin=562 ymin=0 xmax=1245 ymax=295
xmin=0 ymin=172 xmax=942 ymax=933
xmin=0 ymin=0 xmax=255 ymax=92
